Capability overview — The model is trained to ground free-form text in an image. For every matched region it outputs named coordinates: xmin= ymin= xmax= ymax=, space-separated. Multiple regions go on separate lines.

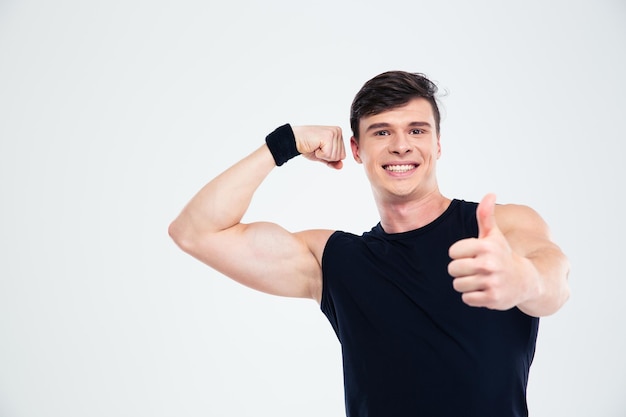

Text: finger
xmin=448 ymin=238 xmax=480 ymax=260
xmin=315 ymin=147 xmax=338 ymax=162
xmin=477 ymin=193 xmax=497 ymax=239
xmin=333 ymin=133 xmax=346 ymax=161
xmin=461 ymin=291 xmax=489 ymax=308
xmin=452 ymin=276 xmax=485 ymax=293
xmin=448 ymin=258 xmax=480 ymax=278
xmin=338 ymin=139 xmax=347 ymax=160
xmin=315 ymin=134 xmax=345 ymax=162
xmin=326 ymin=160 xmax=344 ymax=170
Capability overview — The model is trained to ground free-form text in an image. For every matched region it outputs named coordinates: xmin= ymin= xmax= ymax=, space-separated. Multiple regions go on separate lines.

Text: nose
xmin=389 ymin=133 xmax=412 ymax=155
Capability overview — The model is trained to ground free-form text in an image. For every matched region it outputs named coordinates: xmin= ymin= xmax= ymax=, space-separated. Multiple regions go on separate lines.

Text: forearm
xmin=169 ymin=144 xmax=276 ymax=244
xmin=517 ymin=246 xmax=570 ymax=317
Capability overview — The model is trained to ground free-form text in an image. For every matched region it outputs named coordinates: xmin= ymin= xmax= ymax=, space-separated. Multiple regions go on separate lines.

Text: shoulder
xmin=494 ymin=203 xmax=549 ymax=235
xmin=293 ymin=229 xmax=336 ymax=303
xmin=493 ymin=204 xmax=554 ymax=258
xmin=295 ymin=229 xmax=338 ymax=265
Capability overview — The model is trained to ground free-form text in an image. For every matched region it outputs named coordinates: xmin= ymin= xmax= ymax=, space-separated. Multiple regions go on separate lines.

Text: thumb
xmin=477 ymin=193 xmax=497 ymax=238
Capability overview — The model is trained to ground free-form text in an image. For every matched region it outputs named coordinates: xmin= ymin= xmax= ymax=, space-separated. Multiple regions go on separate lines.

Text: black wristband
xmin=265 ymin=123 xmax=300 ymax=166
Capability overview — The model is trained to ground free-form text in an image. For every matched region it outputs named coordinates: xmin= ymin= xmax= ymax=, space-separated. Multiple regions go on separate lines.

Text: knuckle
xmin=478 ymin=257 xmax=498 ymax=274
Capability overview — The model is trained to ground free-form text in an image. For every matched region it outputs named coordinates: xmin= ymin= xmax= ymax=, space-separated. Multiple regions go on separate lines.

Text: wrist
xmin=265 ymin=123 xmax=300 ymax=166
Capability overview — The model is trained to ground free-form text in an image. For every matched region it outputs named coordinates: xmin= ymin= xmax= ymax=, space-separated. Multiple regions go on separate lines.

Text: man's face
xmin=350 ymin=98 xmax=441 ymax=202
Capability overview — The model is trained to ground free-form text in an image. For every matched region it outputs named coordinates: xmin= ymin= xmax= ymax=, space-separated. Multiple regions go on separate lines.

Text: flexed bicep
xmin=187 ymin=222 xmax=332 ymax=300
xmin=169 ymin=126 xmax=340 ymax=302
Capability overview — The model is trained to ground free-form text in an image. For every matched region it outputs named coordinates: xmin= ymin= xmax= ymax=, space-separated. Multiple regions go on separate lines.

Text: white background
xmin=1 ymin=0 xmax=625 ymax=416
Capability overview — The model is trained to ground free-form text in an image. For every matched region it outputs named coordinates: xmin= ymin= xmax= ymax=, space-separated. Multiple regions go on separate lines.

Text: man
xmin=169 ymin=71 xmax=570 ymax=416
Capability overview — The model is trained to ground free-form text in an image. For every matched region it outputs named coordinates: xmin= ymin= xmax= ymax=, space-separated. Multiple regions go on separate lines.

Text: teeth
xmin=385 ymin=164 xmax=416 ymax=173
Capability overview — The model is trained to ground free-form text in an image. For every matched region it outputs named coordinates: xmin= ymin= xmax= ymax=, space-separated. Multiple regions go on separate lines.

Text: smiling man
xmin=169 ymin=71 xmax=570 ymax=417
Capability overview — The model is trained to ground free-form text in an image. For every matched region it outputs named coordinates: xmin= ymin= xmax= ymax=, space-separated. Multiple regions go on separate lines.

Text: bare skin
xmin=168 ymin=126 xmax=344 ymax=303
xmin=169 ymin=99 xmax=570 ymax=316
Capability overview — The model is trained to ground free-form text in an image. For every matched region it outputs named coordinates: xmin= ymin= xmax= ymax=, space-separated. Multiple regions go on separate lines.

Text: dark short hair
xmin=350 ymin=71 xmax=441 ymax=140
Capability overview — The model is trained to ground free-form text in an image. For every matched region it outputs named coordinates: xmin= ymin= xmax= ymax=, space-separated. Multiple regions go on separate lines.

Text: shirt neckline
xmin=370 ymin=199 xmax=460 ymax=240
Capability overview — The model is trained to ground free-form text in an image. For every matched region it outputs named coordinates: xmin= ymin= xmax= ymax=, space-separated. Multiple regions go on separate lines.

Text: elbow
xmin=169 ymin=211 xmax=226 ymax=257
xmin=537 ymin=266 xmax=571 ymax=317
xmin=545 ymin=285 xmax=570 ymax=317
xmin=556 ymin=255 xmax=572 ymax=310
xmin=168 ymin=219 xmax=180 ymax=242
xmin=559 ymin=266 xmax=572 ymax=309
xmin=168 ymin=217 xmax=195 ymax=253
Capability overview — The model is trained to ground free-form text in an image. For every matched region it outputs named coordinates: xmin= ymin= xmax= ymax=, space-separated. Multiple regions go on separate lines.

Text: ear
xmin=350 ymin=137 xmax=362 ymax=164
xmin=436 ymin=133 xmax=442 ymax=159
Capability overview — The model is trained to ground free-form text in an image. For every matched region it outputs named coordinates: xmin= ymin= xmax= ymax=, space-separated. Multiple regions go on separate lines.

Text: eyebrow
xmin=365 ymin=121 xmax=432 ymax=133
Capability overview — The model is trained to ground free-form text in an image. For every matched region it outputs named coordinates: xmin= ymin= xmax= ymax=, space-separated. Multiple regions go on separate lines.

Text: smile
xmin=383 ymin=164 xmax=417 ymax=173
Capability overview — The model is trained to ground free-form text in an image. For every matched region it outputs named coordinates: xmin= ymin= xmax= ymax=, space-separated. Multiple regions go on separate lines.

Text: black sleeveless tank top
xmin=321 ymin=199 xmax=538 ymax=417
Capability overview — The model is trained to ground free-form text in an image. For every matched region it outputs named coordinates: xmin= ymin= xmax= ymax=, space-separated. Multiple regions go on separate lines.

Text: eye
xmin=410 ymin=128 xmax=424 ymax=135
xmin=374 ymin=130 xmax=390 ymax=136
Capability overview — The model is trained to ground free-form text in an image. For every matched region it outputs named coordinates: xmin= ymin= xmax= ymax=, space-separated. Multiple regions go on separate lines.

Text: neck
xmin=376 ymin=190 xmax=451 ymax=234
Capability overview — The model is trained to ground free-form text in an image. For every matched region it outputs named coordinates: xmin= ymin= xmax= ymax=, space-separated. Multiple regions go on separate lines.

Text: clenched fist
xmin=292 ymin=125 xmax=346 ymax=169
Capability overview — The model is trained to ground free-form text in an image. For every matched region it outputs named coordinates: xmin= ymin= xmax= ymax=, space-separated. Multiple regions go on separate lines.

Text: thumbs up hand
xmin=448 ymin=194 xmax=535 ymax=311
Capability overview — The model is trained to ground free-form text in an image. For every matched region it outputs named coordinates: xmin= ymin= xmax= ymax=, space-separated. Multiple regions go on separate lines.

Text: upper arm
xmin=495 ymin=203 xmax=568 ymax=267
xmin=177 ymin=221 xmax=334 ymax=301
